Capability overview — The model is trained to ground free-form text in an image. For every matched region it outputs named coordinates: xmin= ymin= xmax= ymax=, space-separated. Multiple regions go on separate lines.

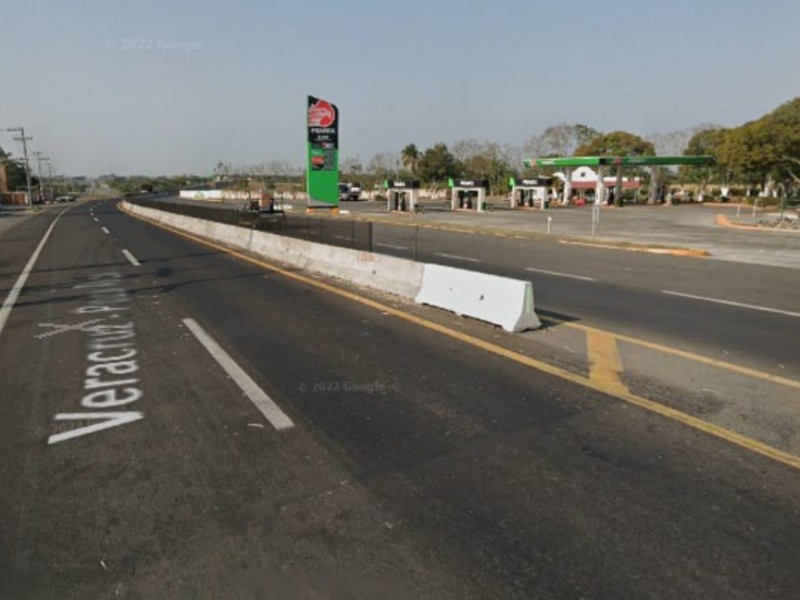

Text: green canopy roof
xmin=524 ymin=156 xmax=714 ymax=168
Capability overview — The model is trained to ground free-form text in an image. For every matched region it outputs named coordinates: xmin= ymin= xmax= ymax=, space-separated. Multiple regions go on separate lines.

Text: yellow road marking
xmin=120 ymin=203 xmax=800 ymax=472
xmin=586 ymin=330 xmax=628 ymax=395
xmin=548 ymin=318 xmax=800 ymax=391
xmin=557 ymin=239 xmax=709 ymax=257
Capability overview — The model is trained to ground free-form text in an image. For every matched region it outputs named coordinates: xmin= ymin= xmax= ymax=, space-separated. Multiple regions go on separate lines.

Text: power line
xmin=5 ymin=127 xmax=34 ymax=206
xmin=34 ymin=150 xmax=50 ymax=202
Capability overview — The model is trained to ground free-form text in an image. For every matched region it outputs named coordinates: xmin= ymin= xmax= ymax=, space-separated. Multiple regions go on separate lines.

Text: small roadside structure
xmin=509 ymin=176 xmax=552 ymax=209
xmin=449 ymin=178 xmax=489 ymax=212
xmin=384 ymin=180 xmax=420 ymax=213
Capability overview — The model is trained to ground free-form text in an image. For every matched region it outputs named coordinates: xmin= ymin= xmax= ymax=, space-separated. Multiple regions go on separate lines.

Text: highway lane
xmin=141 ymin=197 xmax=800 ymax=374
xmin=1 ymin=199 xmax=800 ymax=598
xmin=367 ymin=221 xmax=800 ymax=375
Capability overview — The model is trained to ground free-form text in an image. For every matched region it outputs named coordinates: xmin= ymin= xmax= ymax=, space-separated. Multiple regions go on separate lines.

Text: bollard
xmin=547 ymin=216 xmax=552 ymax=235
xmin=591 ymin=206 xmax=600 ymax=238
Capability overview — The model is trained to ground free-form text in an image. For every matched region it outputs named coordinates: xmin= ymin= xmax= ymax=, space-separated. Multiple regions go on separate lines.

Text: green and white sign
xmin=306 ymin=95 xmax=339 ymax=208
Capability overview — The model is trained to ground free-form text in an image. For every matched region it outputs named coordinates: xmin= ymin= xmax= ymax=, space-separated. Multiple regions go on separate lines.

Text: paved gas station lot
xmin=337 ymin=198 xmax=800 ymax=269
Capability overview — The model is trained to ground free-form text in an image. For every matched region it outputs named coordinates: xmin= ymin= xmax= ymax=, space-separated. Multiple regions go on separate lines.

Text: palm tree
xmin=401 ymin=144 xmax=420 ymax=176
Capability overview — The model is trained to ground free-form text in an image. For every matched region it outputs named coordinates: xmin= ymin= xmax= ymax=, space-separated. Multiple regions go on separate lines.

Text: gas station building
xmin=524 ymin=156 xmax=713 ymax=205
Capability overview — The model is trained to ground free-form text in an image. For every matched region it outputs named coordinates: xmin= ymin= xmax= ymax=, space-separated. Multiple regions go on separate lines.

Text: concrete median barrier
xmin=122 ymin=201 xmax=424 ymax=298
xmin=415 ymin=264 xmax=542 ymax=332
xmin=122 ymin=201 xmax=542 ymax=331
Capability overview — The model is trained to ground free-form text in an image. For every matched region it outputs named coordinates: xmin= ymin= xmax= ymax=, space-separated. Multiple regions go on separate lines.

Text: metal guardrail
xmin=128 ymin=196 xmax=373 ymax=252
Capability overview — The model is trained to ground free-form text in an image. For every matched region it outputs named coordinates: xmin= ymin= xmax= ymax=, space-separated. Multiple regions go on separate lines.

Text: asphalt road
xmin=364 ymin=221 xmax=800 ymax=376
xmin=148 ymin=196 xmax=800 ymax=375
xmin=2 ymin=199 xmax=800 ymax=599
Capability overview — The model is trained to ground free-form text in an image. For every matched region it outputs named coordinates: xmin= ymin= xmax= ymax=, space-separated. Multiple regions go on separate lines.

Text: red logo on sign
xmin=308 ymin=100 xmax=335 ymax=127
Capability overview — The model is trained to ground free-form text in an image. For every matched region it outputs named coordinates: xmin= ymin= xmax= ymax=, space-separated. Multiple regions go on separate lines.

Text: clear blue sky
xmin=1 ymin=0 xmax=798 ymax=176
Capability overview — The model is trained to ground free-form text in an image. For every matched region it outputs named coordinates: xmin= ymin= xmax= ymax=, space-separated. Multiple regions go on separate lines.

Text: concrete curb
xmin=557 ymin=239 xmax=709 ymax=257
xmin=716 ymin=213 xmax=800 ymax=234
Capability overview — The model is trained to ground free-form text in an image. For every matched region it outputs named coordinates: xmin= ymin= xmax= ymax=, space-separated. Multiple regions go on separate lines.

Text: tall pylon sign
xmin=306 ymin=95 xmax=339 ymax=209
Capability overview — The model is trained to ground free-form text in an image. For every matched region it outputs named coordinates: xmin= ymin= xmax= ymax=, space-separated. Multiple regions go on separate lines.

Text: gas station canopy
xmin=522 ymin=156 xmax=715 ymax=206
xmin=524 ymin=156 xmax=714 ymax=168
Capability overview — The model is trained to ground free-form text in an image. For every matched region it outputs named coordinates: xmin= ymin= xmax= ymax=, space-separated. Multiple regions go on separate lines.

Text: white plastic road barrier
xmin=415 ymin=264 xmax=542 ymax=332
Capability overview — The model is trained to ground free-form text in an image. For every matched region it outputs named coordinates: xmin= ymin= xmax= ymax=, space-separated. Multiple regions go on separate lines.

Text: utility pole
xmin=34 ymin=151 xmax=50 ymax=202
xmin=6 ymin=127 xmax=33 ymax=206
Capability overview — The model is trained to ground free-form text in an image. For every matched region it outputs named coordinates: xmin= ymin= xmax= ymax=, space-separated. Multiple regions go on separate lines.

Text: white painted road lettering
xmin=85 ymin=377 xmax=139 ymax=390
xmin=36 ymin=318 xmax=107 ymax=339
xmin=86 ymin=360 xmax=138 ymax=377
xmin=48 ymin=412 xmax=144 ymax=445
xmin=48 ymin=272 xmax=144 ymax=445
xmin=88 ymin=348 xmax=137 ymax=362
xmin=82 ymin=387 xmax=142 ymax=409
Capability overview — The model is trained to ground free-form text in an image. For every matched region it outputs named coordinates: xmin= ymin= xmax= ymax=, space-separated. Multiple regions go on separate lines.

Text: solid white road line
xmin=376 ymin=242 xmax=407 ymax=250
xmin=662 ymin=290 xmax=800 ymax=319
xmin=182 ymin=318 xmax=294 ymax=430
xmin=101 ymin=226 xmax=110 ymax=234
xmin=525 ymin=267 xmax=596 ymax=282
xmin=434 ymin=252 xmax=480 ymax=263
xmin=0 ymin=208 xmax=70 ymax=339
xmin=122 ymin=249 xmax=141 ymax=267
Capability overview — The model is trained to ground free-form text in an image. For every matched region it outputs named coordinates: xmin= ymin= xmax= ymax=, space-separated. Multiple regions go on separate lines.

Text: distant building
xmin=554 ymin=167 xmax=641 ymax=191
xmin=0 ymin=163 xmax=29 ymax=204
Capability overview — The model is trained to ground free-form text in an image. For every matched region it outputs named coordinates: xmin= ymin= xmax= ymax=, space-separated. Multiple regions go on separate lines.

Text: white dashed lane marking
xmin=182 ymin=318 xmax=294 ymax=431
xmin=122 ymin=249 xmax=141 ymax=267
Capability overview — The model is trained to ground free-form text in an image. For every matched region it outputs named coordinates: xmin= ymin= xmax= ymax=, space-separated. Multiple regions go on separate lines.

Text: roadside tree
xmin=525 ymin=123 xmax=600 ymax=158
xmin=575 ymin=131 xmax=655 ymax=157
xmin=681 ymin=127 xmax=730 ymax=189
xmin=718 ymin=97 xmax=800 ymax=194
xmin=0 ymin=146 xmax=30 ymax=190
xmin=452 ymin=139 xmax=515 ymax=195
xmin=417 ymin=143 xmax=461 ymax=186
xmin=400 ymin=144 xmax=420 ymax=176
